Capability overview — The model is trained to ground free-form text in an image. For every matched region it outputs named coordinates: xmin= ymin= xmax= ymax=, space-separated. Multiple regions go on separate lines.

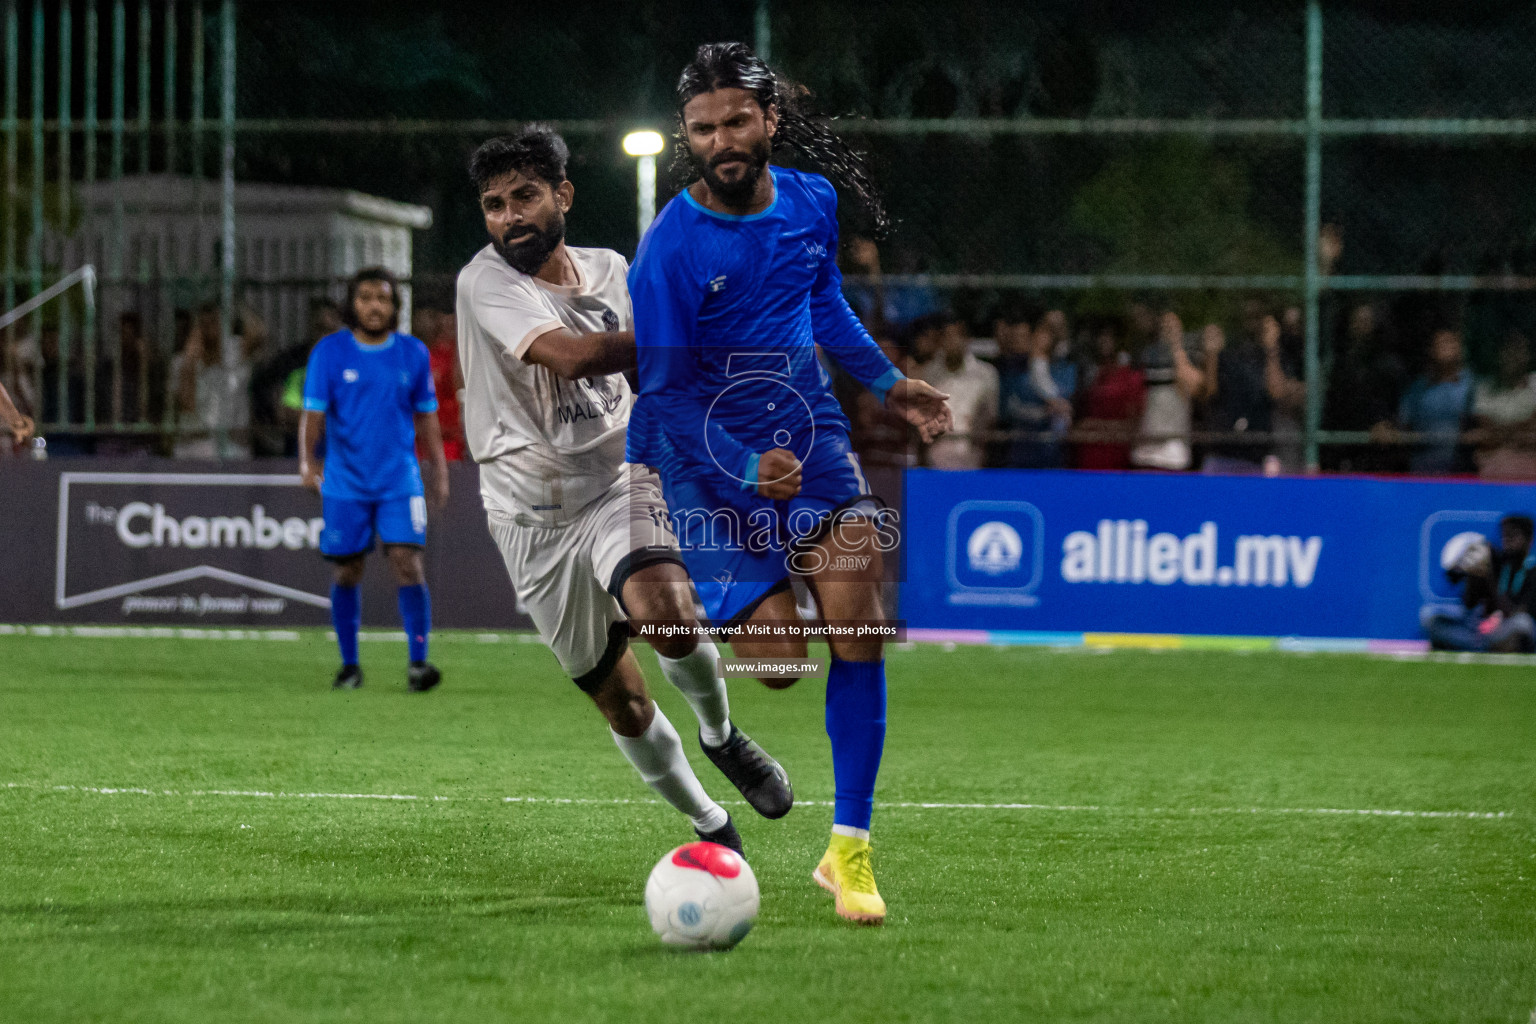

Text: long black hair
xmin=673 ymin=42 xmax=890 ymax=238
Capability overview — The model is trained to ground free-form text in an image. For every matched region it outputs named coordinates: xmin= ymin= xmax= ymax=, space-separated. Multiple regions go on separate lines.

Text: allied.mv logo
xmin=946 ymin=500 xmax=1044 ymax=606
xmin=967 ymin=521 xmax=1023 ymax=575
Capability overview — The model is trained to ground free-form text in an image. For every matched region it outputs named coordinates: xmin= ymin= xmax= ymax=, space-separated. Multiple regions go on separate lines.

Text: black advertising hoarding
xmin=0 ymin=460 xmax=529 ymax=629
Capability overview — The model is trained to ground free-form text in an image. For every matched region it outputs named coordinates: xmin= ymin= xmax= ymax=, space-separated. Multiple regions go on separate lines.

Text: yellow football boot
xmin=813 ymin=833 xmax=886 ymax=925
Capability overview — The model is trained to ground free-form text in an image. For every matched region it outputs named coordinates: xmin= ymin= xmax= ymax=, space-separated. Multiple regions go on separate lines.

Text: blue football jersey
xmin=626 ymin=167 xmax=902 ymax=489
xmin=302 ymin=329 xmax=438 ymax=500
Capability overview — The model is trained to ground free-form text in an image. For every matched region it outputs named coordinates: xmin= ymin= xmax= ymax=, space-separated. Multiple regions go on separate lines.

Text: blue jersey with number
xmin=625 ymin=166 xmax=903 ymax=491
xmin=302 ymin=329 xmax=438 ymax=500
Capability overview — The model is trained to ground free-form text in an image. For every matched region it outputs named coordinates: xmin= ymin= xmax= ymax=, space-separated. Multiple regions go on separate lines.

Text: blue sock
xmin=397 ymin=583 xmax=431 ymax=663
xmin=330 ymin=583 xmax=361 ymax=667
xmin=825 ymin=658 xmax=887 ymax=833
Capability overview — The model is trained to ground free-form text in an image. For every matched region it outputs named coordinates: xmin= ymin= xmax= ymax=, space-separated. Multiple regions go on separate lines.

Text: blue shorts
xmin=319 ymin=494 xmax=427 ymax=559
xmin=657 ymin=429 xmax=879 ymax=626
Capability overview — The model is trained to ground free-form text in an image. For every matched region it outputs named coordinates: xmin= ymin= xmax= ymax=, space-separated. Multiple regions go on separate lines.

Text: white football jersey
xmin=456 ymin=244 xmax=635 ymax=525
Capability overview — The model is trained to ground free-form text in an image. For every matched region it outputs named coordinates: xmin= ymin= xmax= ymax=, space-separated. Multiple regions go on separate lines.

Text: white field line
xmin=0 ymin=782 xmax=1510 ymax=820
xmin=5 ymin=624 xmax=1536 ymax=665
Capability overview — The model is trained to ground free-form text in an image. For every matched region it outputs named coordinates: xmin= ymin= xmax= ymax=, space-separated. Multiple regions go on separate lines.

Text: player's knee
xmin=387 ymin=547 xmax=425 ymax=585
xmin=831 ymin=640 xmax=884 ymax=663
xmin=333 ymin=557 xmax=366 ymax=587
xmin=649 ymin=633 xmax=698 ymax=661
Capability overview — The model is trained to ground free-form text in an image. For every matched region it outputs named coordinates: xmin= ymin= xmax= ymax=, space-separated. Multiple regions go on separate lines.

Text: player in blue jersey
xmin=299 ymin=267 xmax=450 ymax=693
xmin=628 ymin=43 xmax=952 ymax=924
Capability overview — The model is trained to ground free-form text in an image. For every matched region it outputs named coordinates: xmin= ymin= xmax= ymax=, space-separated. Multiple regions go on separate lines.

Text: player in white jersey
xmin=456 ymin=126 xmax=793 ymax=856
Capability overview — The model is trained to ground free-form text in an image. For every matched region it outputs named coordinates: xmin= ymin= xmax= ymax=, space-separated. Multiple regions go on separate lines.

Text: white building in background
xmin=51 ymin=175 xmax=432 ymax=355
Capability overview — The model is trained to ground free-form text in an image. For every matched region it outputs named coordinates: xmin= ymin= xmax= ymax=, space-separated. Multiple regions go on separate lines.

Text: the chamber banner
xmin=0 ymin=460 xmax=529 ymax=629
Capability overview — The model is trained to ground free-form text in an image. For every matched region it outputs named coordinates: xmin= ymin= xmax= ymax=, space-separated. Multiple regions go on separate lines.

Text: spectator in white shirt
xmin=170 ymin=302 xmax=267 ymax=460
xmin=1474 ymin=330 xmax=1536 ymax=480
xmin=918 ymin=313 xmax=998 ymax=469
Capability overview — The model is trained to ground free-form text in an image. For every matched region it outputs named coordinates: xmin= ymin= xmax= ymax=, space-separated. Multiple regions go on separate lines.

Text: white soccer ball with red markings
xmin=644 ymin=841 xmax=759 ymax=950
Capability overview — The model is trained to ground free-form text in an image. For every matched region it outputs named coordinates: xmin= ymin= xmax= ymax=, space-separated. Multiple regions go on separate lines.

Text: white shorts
xmin=486 ymin=464 xmax=684 ymax=691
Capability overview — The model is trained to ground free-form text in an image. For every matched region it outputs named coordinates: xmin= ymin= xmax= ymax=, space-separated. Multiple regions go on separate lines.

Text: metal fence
xmin=3 ymin=0 xmax=1535 ymax=469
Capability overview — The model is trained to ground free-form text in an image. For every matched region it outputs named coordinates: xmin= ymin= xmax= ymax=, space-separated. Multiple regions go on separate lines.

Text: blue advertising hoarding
xmin=900 ymin=469 xmax=1536 ymax=641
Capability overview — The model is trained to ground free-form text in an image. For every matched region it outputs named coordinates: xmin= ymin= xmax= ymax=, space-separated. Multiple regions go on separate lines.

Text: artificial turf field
xmin=0 ymin=631 xmax=1533 ymax=1023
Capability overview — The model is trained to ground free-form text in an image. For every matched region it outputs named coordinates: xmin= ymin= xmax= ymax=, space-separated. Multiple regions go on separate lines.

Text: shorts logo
xmin=343 ymin=369 xmax=359 ymax=383
xmin=601 ymin=308 xmax=620 ymax=332
xmin=708 ymin=274 xmax=728 ymax=293
xmin=410 ymin=496 xmax=428 ymax=534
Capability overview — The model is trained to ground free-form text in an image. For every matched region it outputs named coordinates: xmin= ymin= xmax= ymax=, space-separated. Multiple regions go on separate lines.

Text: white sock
xmin=610 ymin=704 xmax=729 ymax=833
xmin=657 ymin=640 xmax=731 ymax=748
xmin=833 ymin=824 xmax=871 ymax=842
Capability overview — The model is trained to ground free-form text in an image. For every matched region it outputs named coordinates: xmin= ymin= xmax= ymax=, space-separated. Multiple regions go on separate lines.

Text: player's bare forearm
xmin=414 ymin=411 xmax=451 ymax=509
xmin=524 ymin=328 xmax=635 ymax=379
xmin=0 ymin=381 xmax=33 ymax=445
xmin=298 ymin=410 xmax=325 ymax=492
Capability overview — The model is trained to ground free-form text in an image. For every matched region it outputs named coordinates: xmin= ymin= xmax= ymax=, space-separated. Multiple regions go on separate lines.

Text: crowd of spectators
xmin=840 ymin=274 xmax=1536 ymax=480
xmin=0 ymin=296 xmax=468 ymax=463
xmin=3 ymin=269 xmax=1534 ymax=482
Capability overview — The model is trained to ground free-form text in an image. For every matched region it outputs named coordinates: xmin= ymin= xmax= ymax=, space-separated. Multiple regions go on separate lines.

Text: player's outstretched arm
xmin=298 ymin=410 xmax=325 ymax=493
xmin=885 ymin=378 xmax=953 ymax=444
xmin=0 ymin=380 xmax=34 ymax=447
xmin=523 ymin=328 xmax=635 ymax=380
xmin=414 ymin=411 xmax=451 ymax=510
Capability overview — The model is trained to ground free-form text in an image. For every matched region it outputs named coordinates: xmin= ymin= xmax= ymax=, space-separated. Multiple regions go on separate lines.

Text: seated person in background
xmin=1421 ymin=514 xmax=1536 ymax=653
xmin=1073 ymin=319 xmax=1144 ymax=470
xmin=1472 ymin=330 xmax=1536 ymax=480
xmin=1387 ymin=327 xmax=1474 ymax=476
xmin=998 ymin=311 xmax=1076 ymax=468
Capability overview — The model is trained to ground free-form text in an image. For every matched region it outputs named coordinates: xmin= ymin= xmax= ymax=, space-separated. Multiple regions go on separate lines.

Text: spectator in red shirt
xmin=417 ymin=308 xmax=467 ymax=462
xmin=1074 ymin=320 xmax=1145 ymax=470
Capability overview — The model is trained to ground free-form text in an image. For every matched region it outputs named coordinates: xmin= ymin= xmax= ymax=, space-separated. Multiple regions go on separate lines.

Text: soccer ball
xmin=644 ymin=841 xmax=759 ymax=951
xmin=1442 ymin=531 xmax=1493 ymax=576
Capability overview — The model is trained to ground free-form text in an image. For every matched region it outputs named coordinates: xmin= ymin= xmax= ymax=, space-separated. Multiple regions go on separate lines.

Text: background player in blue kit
xmin=627 ymin=43 xmax=952 ymax=924
xmin=299 ymin=267 xmax=451 ymax=692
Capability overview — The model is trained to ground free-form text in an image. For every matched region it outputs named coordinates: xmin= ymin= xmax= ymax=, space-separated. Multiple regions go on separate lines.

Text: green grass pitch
xmin=1 ymin=632 xmax=1533 ymax=1023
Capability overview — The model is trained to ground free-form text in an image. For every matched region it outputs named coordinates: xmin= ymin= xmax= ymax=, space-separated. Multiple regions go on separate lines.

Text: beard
xmin=698 ymin=137 xmax=772 ymax=208
xmin=492 ymin=211 xmax=566 ymax=276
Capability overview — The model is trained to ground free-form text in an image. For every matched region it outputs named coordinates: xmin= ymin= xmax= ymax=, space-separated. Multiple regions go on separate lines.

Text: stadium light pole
xmin=622 ymin=130 xmax=665 ymax=243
